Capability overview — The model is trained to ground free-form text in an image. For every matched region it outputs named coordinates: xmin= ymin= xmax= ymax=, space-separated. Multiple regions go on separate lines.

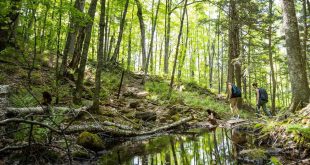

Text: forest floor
xmin=0 ymin=55 xmax=309 ymax=164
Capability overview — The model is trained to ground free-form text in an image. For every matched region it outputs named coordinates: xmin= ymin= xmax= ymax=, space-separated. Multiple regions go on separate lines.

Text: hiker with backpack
xmin=252 ymin=83 xmax=272 ymax=117
xmin=227 ymin=82 xmax=242 ymax=118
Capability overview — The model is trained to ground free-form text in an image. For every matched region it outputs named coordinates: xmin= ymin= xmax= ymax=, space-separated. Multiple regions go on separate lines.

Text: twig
xmin=0 ymin=118 xmax=61 ymax=133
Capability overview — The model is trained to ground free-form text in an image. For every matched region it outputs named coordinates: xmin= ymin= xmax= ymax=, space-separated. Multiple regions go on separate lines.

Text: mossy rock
xmin=171 ymin=114 xmax=180 ymax=121
xmin=239 ymin=148 xmax=267 ymax=160
xmin=72 ymin=150 xmax=91 ymax=159
xmin=77 ymin=131 xmax=105 ymax=152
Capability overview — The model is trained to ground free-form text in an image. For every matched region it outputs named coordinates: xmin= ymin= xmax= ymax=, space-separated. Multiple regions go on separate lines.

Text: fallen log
xmin=102 ymin=121 xmax=133 ymax=130
xmin=63 ymin=123 xmax=135 ymax=136
xmin=0 ymin=116 xmax=193 ymax=137
xmin=0 ymin=118 xmax=61 ymax=133
xmin=64 ymin=116 xmax=193 ymax=136
xmin=5 ymin=106 xmax=90 ymax=116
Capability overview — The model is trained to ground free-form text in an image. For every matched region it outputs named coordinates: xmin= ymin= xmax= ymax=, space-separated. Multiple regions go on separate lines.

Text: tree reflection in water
xmin=99 ymin=128 xmax=243 ymax=165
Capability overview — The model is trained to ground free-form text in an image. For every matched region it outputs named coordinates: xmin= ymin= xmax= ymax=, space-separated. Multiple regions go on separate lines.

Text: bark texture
xmin=282 ymin=0 xmax=310 ymax=111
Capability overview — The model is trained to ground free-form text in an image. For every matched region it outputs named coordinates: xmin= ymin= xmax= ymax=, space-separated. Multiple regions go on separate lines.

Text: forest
xmin=0 ymin=0 xmax=309 ymax=164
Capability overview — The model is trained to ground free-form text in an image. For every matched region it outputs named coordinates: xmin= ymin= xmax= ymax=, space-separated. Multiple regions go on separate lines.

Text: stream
xmin=76 ymin=127 xmax=290 ymax=165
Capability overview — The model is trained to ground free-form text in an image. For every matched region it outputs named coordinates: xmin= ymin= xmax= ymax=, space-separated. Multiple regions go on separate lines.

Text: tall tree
xmin=135 ymin=0 xmax=147 ymax=71
xmin=127 ymin=7 xmax=134 ymax=71
xmin=302 ymin=0 xmax=308 ymax=76
xmin=164 ymin=0 xmax=171 ymax=74
xmin=227 ymin=0 xmax=238 ymax=84
xmin=92 ymin=0 xmax=106 ymax=112
xmin=60 ymin=0 xmax=86 ymax=77
xmin=142 ymin=0 xmax=161 ymax=84
xmin=268 ymin=0 xmax=276 ymax=114
xmin=74 ymin=0 xmax=98 ymax=104
xmin=169 ymin=0 xmax=188 ymax=97
xmin=110 ymin=0 xmax=130 ymax=62
xmin=281 ymin=0 xmax=310 ymax=111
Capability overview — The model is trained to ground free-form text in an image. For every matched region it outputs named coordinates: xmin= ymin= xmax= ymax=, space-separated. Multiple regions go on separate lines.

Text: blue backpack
xmin=259 ymin=88 xmax=268 ymax=102
xmin=232 ymin=84 xmax=241 ymax=97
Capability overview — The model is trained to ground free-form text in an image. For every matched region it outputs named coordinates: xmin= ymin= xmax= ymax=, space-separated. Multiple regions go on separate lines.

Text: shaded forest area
xmin=0 ymin=0 xmax=310 ymax=164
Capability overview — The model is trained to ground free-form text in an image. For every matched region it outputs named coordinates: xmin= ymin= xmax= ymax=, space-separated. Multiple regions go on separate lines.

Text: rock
xmin=77 ymin=131 xmax=105 ymax=152
xmin=232 ymin=128 xmax=247 ymax=145
xmin=135 ymin=112 xmax=157 ymax=121
xmin=239 ymin=149 xmax=267 ymax=164
xmin=136 ymin=106 xmax=145 ymax=111
xmin=122 ymin=91 xmax=135 ymax=98
xmin=72 ymin=150 xmax=91 ymax=159
xmin=136 ymin=91 xmax=148 ymax=98
xmin=119 ymin=107 xmax=131 ymax=113
xmin=171 ymin=114 xmax=180 ymax=121
xmin=266 ymin=148 xmax=283 ymax=156
xmin=168 ymin=104 xmax=185 ymax=116
xmin=206 ymin=109 xmax=221 ymax=119
xmin=129 ymin=101 xmax=140 ymax=108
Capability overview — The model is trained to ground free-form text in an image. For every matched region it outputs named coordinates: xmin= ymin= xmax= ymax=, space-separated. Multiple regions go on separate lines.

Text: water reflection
xmin=99 ymin=128 xmax=245 ymax=165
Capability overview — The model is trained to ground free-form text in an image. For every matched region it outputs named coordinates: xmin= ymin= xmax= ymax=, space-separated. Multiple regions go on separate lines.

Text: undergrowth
xmin=144 ymin=80 xmax=251 ymax=118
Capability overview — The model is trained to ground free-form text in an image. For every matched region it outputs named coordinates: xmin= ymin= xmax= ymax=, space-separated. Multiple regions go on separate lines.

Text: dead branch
xmin=0 ymin=116 xmax=193 ymax=137
xmin=5 ymin=106 xmax=90 ymax=116
xmin=102 ymin=121 xmax=133 ymax=130
xmin=0 ymin=144 xmax=28 ymax=153
xmin=64 ymin=116 xmax=193 ymax=136
xmin=0 ymin=118 xmax=61 ymax=133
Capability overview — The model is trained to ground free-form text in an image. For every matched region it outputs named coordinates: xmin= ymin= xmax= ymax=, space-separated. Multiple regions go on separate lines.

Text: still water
xmin=98 ymin=128 xmax=244 ymax=165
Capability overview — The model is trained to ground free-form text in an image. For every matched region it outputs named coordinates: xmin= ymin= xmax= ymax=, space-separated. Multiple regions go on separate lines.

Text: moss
xmin=171 ymin=114 xmax=180 ymax=121
xmin=239 ymin=148 xmax=267 ymax=160
xmin=77 ymin=131 xmax=105 ymax=151
xmin=270 ymin=156 xmax=282 ymax=165
xmin=72 ymin=150 xmax=91 ymax=159
xmin=287 ymin=124 xmax=310 ymax=140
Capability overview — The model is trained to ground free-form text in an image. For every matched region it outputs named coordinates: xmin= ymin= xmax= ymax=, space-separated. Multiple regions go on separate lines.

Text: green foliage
xmin=270 ymin=156 xmax=282 ymax=165
xmin=0 ymin=1 xmax=11 ymax=23
xmin=9 ymin=89 xmax=38 ymax=107
xmin=145 ymin=81 xmax=240 ymax=117
xmin=287 ymin=124 xmax=310 ymax=139
xmin=100 ymin=71 xmax=121 ymax=99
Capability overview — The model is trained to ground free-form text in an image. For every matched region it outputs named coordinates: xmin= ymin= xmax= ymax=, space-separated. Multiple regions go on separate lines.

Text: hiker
xmin=252 ymin=83 xmax=272 ymax=117
xmin=227 ymin=82 xmax=241 ymax=118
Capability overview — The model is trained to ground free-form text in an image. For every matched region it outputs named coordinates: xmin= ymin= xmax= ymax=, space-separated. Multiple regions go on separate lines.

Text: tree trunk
xmin=217 ymin=8 xmax=221 ymax=94
xmin=28 ymin=6 xmax=37 ymax=86
xmin=227 ymin=0 xmax=237 ymax=84
xmin=247 ymin=28 xmax=252 ymax=104
xmin=177 ymin=9 xmax=189 ymax=80
xmin=110 ymin=0 xmax=130 ymax=62
xmin=74 ymin=0 xmax=98 ymax=104
xmin=302 ymin=0 xmax=308 ymax=78
xmin=142 ymin=0 xmax=161 ymax=84
xmin=268 ymin=0 xmax=276 ymax=114
xmin=228 ymin=0 xmax=241 ymax=102
xmin=164 ymin=0 xmax=171 ymax=74
xmin=135 ymin=0 xmax=147 ymax=71
xmin=168 ymin=0 xmax=188 ymax=97
xmin=209 ymin=43 xmax=215 ymax=88
xmin=60 ymin=0 xmax=86 ymax=76
xmin=104 ymin=0 xmax=110 ymax=63
xmin=282 ymin=0 xmax=310 ymax=111
xmin=69 ymin=27 xmax=85 ymax=70
xmin=55 ymin=0 xmax=62 ymax=104
xmin=39 ymin=4 xmax=50 ymax=55
xmin=92 ymin=0 xmax=106 ymax=112
xmin=127 ymin=7 xmax=134 ymax=71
